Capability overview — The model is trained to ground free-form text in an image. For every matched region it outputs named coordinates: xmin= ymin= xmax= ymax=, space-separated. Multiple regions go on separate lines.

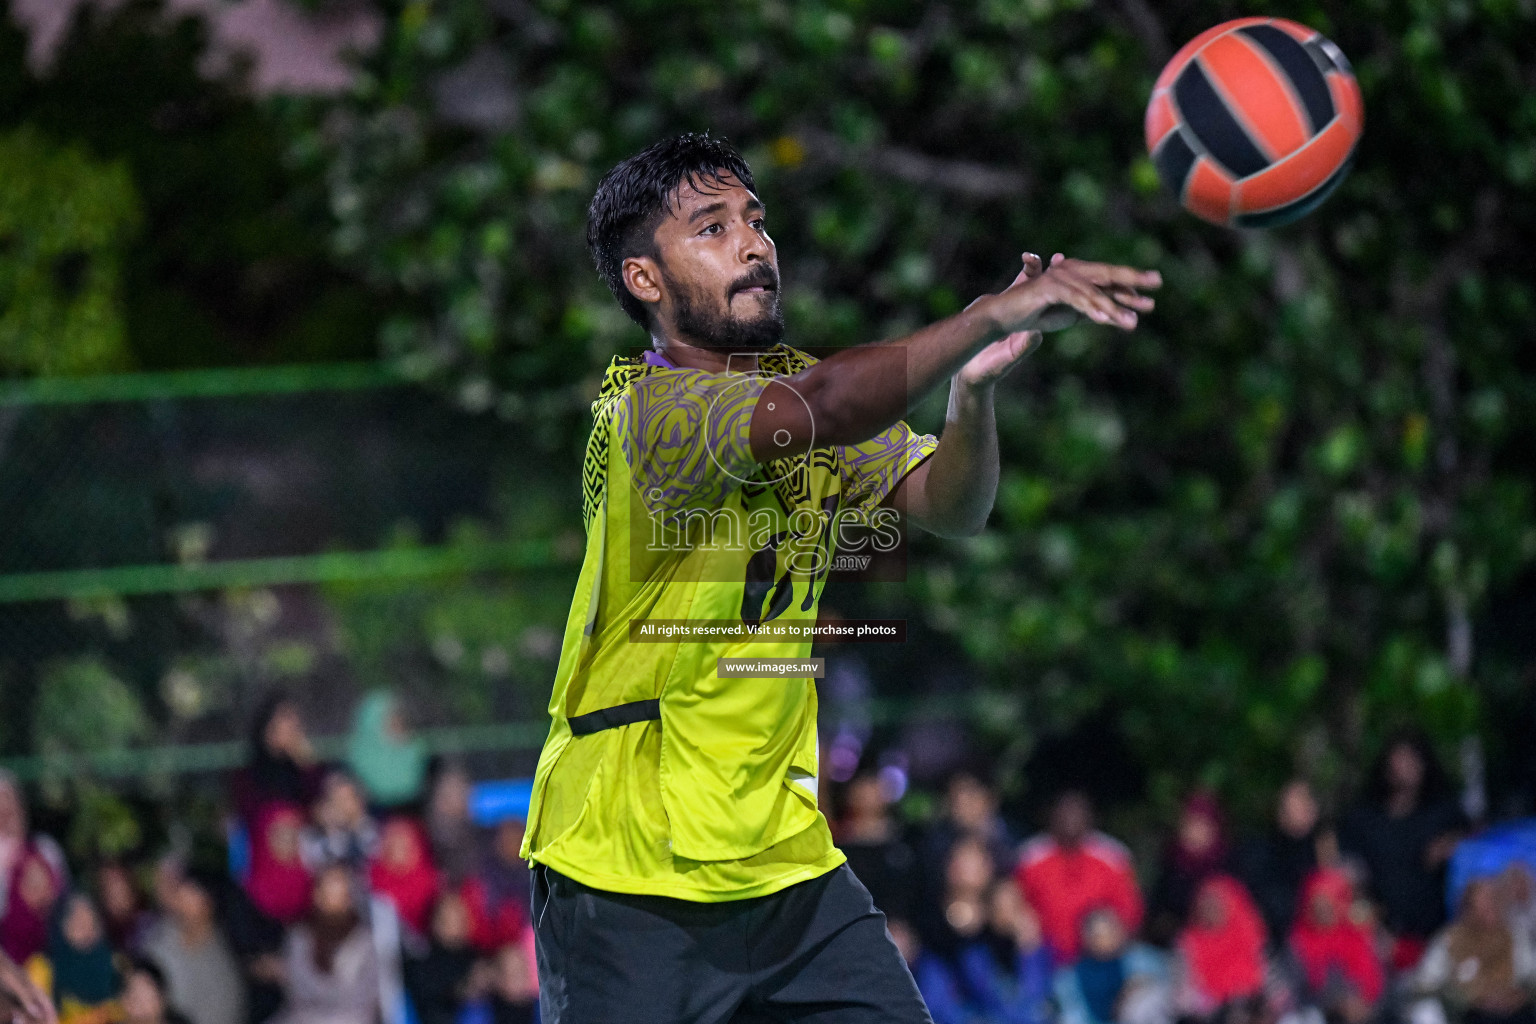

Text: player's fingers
xmin=1108 ymin=286 xmax=1156 ymax=312
xmin=1053 ymin=275 xmax=1130 ymax=327
xmin=999 ymin=330 xmax=1040 ymax=371
xmin=1022 ymin=253 xmax=1045 ymax=278
xmin=1071 ymin=261 xmax=1163 ymax=291
xmin=1079 ymin=280 xmax=1139 ymax=328
xmin=1056 ymin=258 xmax=1159 ymax=290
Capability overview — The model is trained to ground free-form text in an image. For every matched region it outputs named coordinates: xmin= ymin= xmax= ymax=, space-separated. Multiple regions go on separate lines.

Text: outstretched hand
xmin=983 ymin=251 xmax=1160 ymax=336
xmin=958 ymin=253 xmax=1045 ymax=388
xmin=0 ymin=950 xmax=55 ymax=1024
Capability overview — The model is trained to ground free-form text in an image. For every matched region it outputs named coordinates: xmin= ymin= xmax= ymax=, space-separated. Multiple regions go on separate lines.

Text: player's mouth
xmin=729 ymin=268 xmax=778 ymax=300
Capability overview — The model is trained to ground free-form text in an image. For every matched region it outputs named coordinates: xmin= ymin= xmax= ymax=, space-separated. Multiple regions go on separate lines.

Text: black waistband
xmin=567 ymin=698 xmax=661 ymax=736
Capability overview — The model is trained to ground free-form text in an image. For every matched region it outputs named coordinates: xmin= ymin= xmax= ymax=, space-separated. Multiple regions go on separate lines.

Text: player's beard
xmin=664 ymin=263 xmax=784 ymax=353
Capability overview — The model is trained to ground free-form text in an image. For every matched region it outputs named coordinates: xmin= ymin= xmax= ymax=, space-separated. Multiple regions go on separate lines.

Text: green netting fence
xmin=0 ymin=362 xmax=576 ymax=779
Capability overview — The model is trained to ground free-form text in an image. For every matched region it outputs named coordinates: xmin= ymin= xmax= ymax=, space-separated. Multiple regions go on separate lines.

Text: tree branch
xmin=1389 ymin=188 xmax=1504 ymax=679
xmin=793 ymin=128 xmax=1031 ymax=202
xmin=1117 ymin=0 xmax=1172 ymax=69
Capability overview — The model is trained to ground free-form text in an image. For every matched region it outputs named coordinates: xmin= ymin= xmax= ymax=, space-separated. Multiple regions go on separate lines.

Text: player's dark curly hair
xmin=587 ymin=133 xmax=757 ymax=327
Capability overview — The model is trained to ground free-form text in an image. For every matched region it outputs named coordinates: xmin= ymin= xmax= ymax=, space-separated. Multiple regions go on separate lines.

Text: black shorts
xmin=532 ymin=862 xmax=932 ymax=1024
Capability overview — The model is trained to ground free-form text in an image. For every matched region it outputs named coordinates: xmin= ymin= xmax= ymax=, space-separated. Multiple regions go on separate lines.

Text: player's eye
xmin=700 ymin=223 xmax=721 ymax=236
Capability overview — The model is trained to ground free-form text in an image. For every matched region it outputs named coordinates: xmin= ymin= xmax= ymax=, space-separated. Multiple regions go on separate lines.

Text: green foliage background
xmin=2 ymin=0 xmax=1534 ymax=825
xmin=282 ymin=0 xmax=1536 ymax=814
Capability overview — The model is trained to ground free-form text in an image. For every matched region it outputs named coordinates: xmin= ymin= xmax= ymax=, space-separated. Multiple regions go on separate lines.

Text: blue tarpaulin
xmin=468 ymin=777 xmax=535 ymax=826
xmin=1446 ymin=819 xmax=1536 ymax=915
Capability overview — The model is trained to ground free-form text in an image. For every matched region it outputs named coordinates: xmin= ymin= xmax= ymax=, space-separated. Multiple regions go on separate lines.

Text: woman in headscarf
xmin=119 ymin=957 xmax=192 ymax=1024
xmin=1340 ymin=729 xmax=1467 ymax=971
xmin=911 ymin=841 xmax=1053 ymax=1024
xmin=0 ymin=772 xmax=66 ymax=966
xmin=367 ymin=818 xmax=439 ymax=939
xmin=139 ymin=869 xmax=247 ymax=1024
xmin=247 ymin=805 xmax=314 ymax=926
xmin=1237 ymin=780 xmax=1333 ymax=943
xmin=94 ymin=862 xmax=147 ymax=953
xmin=402 ymin=892 xmax=478 ymax=1024
xmin=957 ymin=877 xmax=1056 ymax=1024
xmin=230 ymin=695 xmax=324 ymax=828
xmin=461 ymin=819 xmax=529 ymax=953
xmin=299 ymin=772 xmax=378 ymax=874
xmin=1055 ymin=907 xmax=1171 ymax=1024
xmin=37 ymin=893 xmax=120 ymax=1024
xmin=423 ymin=762 xmax=478 ymax=887
xmin=1415 ymin=878 xmax=1536 ymax=1024
xmin=1147 ymin=792 xmax=1232 ymax=947
xmin=344 ymin=693 xmax=428 ymax=812
xmin=270 ymin=865 xmax=379 ymax=1024
xmin=1288 ymin=869 xmax=1385 ymax=1024
xmin=1176 ymin=875 xmax=1268 ymax=1023
xmin=486 ymin=943 xmax=537 ymax=1024
xmin=1502 ymin=864 xmax=1536 ymax=951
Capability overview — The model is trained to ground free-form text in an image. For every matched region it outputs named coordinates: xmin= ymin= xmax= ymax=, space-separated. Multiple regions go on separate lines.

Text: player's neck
xmin=651 ymin=334 xmax=762 ymax=374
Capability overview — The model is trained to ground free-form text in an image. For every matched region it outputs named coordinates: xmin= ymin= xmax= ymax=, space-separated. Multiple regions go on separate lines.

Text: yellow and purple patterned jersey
xmin=521 ymin=344 xmax=936 ymax=901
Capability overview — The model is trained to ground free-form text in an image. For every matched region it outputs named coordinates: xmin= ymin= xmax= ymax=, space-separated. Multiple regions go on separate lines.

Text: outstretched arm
xmin=0 ymin=949 xmax=55 ymax=1024
xmin=749 ymin=253 xmax=1159 ymax=459
xmin=894 ymin=255 xmax=1046 ymax=537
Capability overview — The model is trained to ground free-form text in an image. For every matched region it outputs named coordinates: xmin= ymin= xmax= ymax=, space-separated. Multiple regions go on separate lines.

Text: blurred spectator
xmin=921 ymin=770 xmax=1018 ymax=892
xmin=921 ymin=836 xmax=996 ymax=958
xmin=121 ymin=957 xmax=191 ymax=1024
xmin=836 ymin=772 xmax=919 ymax=925
xmin=301 ymin=772 xmax=379 ymax=873
xmin=368 ymin=818 xmax=439 ymax=939
xmin=485 ymin=942 xmax=537 ymax=1024
xmin=1018 ymin=791 xmax=1144 ymax=964
xmin=230 ymin=695 xmax=324 ymax=829
xmin=0 ymin=771 xmax=66 ymax=965
xmin=345 ymin=694 xmax=429 ymax=812
xmin=1501 ymin=865 xmax=1536 ymax=949
xmin=403 ymin=892 xmax=478 ymax=1024
xmin=1341 ymin=731 xmax=1467 ymax=970
xmin=424 ymin=762 xmax=478 ymax=887
xmin=35 ymin=892 xmax=120 ymax=1024
xmin=890 ymin=917 xmax=965 ymax=1024
xmin=1288 ymin=869 xmax=1385 ymax=1024
xmin=462 ymin=820 xmax=528 ymax=953
xmin=909 ymin=841 xmax=1056 ymax=1024
xmin=1147 ymin=793 xmax=1233 ymax=947
xmin=146 ymin=855 xmax=187 ymax=936
xmin=249 ymin=805 xmax=314 ymax=926
xmin=1239 ymin=780 xmax=1333 ymax=944
xmin=957 ymin=878 xmax=1055 ymax=1024
xmin=141 ymin=870 xmax=247 ymax=1024
xmin=221 ymin=893 xmax=286 ymax=1024
xmin=270 ymin=865 xmax=379 ymax=1024
xmin=1055 ymin=908 xmax=1170 ymax=1024
xmin=1414 ymin=878 xmax=1536 ymax=1024
xmin=1174 ymin=875 xmax=1268 ymax=1024
xmin=95 ymin=862 xmax=148 ymax=952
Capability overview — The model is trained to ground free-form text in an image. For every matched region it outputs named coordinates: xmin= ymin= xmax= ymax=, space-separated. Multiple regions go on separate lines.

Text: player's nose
xmin=739 ymin=225 xmax=770 ymax=262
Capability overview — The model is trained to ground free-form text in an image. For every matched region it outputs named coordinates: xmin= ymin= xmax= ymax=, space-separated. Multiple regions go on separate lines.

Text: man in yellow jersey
xmin=522 ymin=133 xmax=1160 ymax=1023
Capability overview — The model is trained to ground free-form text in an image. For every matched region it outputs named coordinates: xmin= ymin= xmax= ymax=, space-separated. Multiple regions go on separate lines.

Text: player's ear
xmin=622 ymin=256 xmax=663 ymax=309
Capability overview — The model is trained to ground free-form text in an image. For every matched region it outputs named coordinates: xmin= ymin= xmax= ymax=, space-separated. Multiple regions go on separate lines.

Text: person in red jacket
xmin=1015 ymin=791 xmax=1143 ymax=964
